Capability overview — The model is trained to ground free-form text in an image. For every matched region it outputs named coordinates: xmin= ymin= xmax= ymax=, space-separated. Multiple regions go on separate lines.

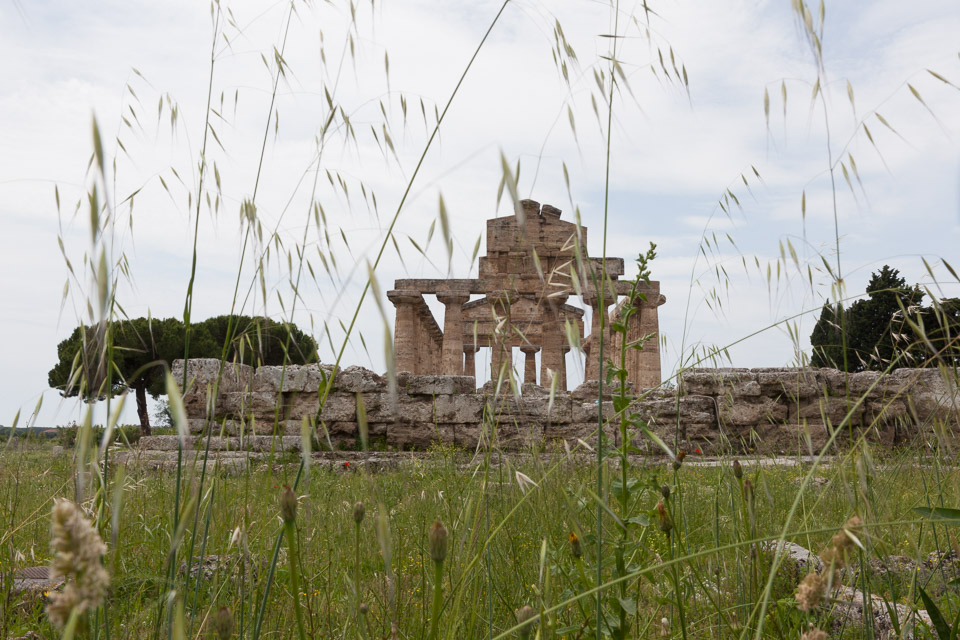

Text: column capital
xmin=519 ymin=345 xmax=541 ymax=354
xmin=624 ymin=292 xmax=667 ymax=309
xmin=387 ymin=289 xmax=423 ymax=306
xmin=436 ymin=291 xmax=470 ymax=305
xmin=584 ymin=291 xmax=617 ymax=307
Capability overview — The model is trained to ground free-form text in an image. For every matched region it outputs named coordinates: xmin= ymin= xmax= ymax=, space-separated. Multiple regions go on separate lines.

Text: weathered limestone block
xmin=245 ymin=435 xmax=302 ymax=452
xmin=335 ymin=366 xmax=387 ymax=393
xmin=864 ymin=399 xmax=911 ymax=426
xmin=388 ymin=422 xmax=454 ymax=449
xmin=219 ymin=391 xmax=279 ymax=418
xmin=397 ymin=372 xmax=476 ymax=395
xmin=140 ymin=435 xmax=196 ymax=451
xmin=253 ymin=364 xmax=337 ymax=393
xmin=492 ymin=422 xmax=544 ymax=449
xmin=681 ymin=369 xmax=761 ymax=397
xmin=718 ymin=395 xmax=787 ymax=427
xmin=683 ymin=422 xmax=723 ymax=444
xmin=848 ymin=370 xmax=883 ymax=397
xmin=570 ymin=380 xmax=633 ymax=401
xmin=755 ymin=368 xmax=820 ymax=400
xmin=520 ymin=383 xmax=551 ymax=397
xmin=359 ymin=393 xmax=397 ymax=423
xmin=313 ymin=421 xmax=367 ymax=446
xmin=432 ymin=394 xmax=486 ymax=423
xmin=361 ymin=393 xmax=484 ymax=425
xmin=544 ymin=422 xmax=617 ymax=448
xmin=634 ymin=396 xmax=716 ymax=426
xmin=318 ymin=393 xmax=357 ymax=422
xmin=790 ymin=396 xmax=863 ymax=426
xmin=172 ymin=358 xmax=254 ymax=393
xmin=490 ymin=395 xmax=573 ymax=424
xmin=890 ymin=368 xmax=960 ymax=421
xmin=820 ymin=369 xmax=885 ymax=398
xmin=570 ymin=401 xmax=612 ymax=424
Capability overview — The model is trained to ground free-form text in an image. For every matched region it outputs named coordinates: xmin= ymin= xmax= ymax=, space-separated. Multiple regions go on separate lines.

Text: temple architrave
xmin=386 ymin=199 xmax=665 ymax=390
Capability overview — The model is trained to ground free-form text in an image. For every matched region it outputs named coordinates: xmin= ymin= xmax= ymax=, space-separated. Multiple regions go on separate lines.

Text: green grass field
xmin=3 ymin=438 xmax=959 ymax=639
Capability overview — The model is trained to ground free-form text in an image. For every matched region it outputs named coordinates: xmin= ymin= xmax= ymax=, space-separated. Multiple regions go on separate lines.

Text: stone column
xmin=584 ymin=292 xmax=617 ymax=381
xmin=635 ymin=292 xmax=665 ymax=389
xmin=463 ymin=346 xmax=478 ymax=377
xmin=437 ymin=292 xmax=470 ymax=376
xmin=540 ymin=294 xmax=567 ymax=390
xmin=561 ymin=346 xmax=570 ymax=390
xmin=520 ymin=346 xmax=539 ymax=385
xmin=489 ymin=292 xmax=513 ymax=382
xmin=387 ymin=290 xmax=422 ymax=374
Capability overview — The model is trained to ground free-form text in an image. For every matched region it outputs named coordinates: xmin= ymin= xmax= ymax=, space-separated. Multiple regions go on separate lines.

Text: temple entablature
xmin=386 ymin=200 xmax=665 ymax=390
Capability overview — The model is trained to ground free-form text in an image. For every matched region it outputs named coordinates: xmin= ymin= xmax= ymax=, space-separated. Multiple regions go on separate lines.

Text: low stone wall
xmin=171 ymin=360 xmax=960 ymax=454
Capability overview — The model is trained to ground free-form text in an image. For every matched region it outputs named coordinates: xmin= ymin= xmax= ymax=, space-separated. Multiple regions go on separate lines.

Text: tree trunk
xmin=135 ymin=385 xmax=151 ymax=436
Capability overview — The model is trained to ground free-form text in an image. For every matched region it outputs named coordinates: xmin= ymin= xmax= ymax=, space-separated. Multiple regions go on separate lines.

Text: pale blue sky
xmin=1 ymin=0 xmax=959 ymax=427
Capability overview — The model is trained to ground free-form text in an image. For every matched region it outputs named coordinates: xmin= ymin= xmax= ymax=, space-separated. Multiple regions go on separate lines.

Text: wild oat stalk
xmin=281 ymin=486 xmax=308 ymax=640
xmin=427 ymin=521 xmax=448 ymax=640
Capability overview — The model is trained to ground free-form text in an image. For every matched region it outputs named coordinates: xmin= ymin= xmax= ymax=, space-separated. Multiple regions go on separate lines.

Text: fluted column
xmin=463 ymin=346 xmax=478 ymax=377
xmin=561 ymin=346 xmax=570 ymax=390
xmin=489 ymin=291 xmax=513 ymax=382
xmin=636 ymin=291 xmax=666 ymax=389
xmin=585 ymin=292 xmax=616 ymax=381
xmin=437 ymin=292 xmax=470 ymax=376
xmin=387 ymin=290 xmax=423 ymax=374
xmin=540 ymin=294 xmax=567 ymax=390
xmin=520 ymin=346 xmax=539 ymax=385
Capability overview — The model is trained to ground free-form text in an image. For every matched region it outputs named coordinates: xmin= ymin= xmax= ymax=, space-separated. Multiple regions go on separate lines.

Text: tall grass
xmin=3 ymin=0 xmax=960 ymax=639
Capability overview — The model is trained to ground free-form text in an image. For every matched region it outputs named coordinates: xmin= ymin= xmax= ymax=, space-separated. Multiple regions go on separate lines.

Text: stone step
xmin=140 ymin=435 xmax=302 ymax=452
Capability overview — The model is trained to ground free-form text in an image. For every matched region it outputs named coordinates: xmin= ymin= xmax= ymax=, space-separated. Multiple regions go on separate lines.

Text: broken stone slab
xmin=570 ymin=401 xmax=612 ymax=424
xmin=680 ymin=368 xmax=761 ymax=397
xmin=833 ymin=585 xmax=931 ymax=639
xmin=13 ymin=565 xmax=63 ymax=595
xmin=718 ymin=395 xmax=788 ymax=427
xmin=491 ymin=395 xmax=573 ymax=424
xmin=172 ymin=358 xmax=254 ymax=394
xmin=252 ymin=364 xmax=338 ymax=393
xmin=386 ymin=422 xmax=454 ymax=449
xmin=570 ymin=380 xmax=633 ymax=401
xmin=179 ymin=554 xmax=273 ymax=580
xmin=635 ymin=395 xmax=717 ymax=426
xmin=790 ymin=396 xmax=864 ymax=426
xmin=755 ymin=368 xmax=821 ymax=400
xmin=762 ymin=540 xmax=824 ymax=575
xmin=397 ymin=372 xmax=476 ymax=395
xmin=334 ymin=365 xmax=387 ymax=393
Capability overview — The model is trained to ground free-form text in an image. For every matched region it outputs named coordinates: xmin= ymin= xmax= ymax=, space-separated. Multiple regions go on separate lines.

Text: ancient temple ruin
xmin=386 ymin=199 xmax=666 ymax=390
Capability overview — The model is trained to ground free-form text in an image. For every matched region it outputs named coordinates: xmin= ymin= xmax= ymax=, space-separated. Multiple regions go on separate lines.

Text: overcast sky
xmin=2 ymin=0 xmax=959 ymax=428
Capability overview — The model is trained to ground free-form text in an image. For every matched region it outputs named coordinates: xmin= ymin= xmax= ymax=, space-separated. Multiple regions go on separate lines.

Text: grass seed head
xmin=673 ymin=449 xmax=687 ymax=470
xmin=657 ymin=499 xmax=673 ymax=534
xmin=46 ymin=499 xmax=110 ymax=628
xmin=360 ymin=602 xmax=369 ymax=615
xmin=568 ymin=531 xmax=582 ymax=558
xmin=733 ymin=459 xmax=743 ymax=479
xmin=281 ymin=485 xmax=297 ymax=524
xmin=800 ymin=627 xmax=828 ymax=640
xmin=660 ymin=484 xmax=671 ymax=500
xmin=353 ymin=501 xmax=365 ymax=524
xmin=214 ymin=606 xmax=234 ymax=639
xmin=795 ymin=573 xmax=825 ymax=612
xmin=517 ymin=605 xmax=537 ymax=639
xmin=429 ymin=521 xmax=448 ymax=564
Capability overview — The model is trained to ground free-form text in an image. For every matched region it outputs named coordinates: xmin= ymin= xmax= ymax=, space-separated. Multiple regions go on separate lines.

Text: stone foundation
xmin=170 ymin=359 xmax=960 ymax=454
